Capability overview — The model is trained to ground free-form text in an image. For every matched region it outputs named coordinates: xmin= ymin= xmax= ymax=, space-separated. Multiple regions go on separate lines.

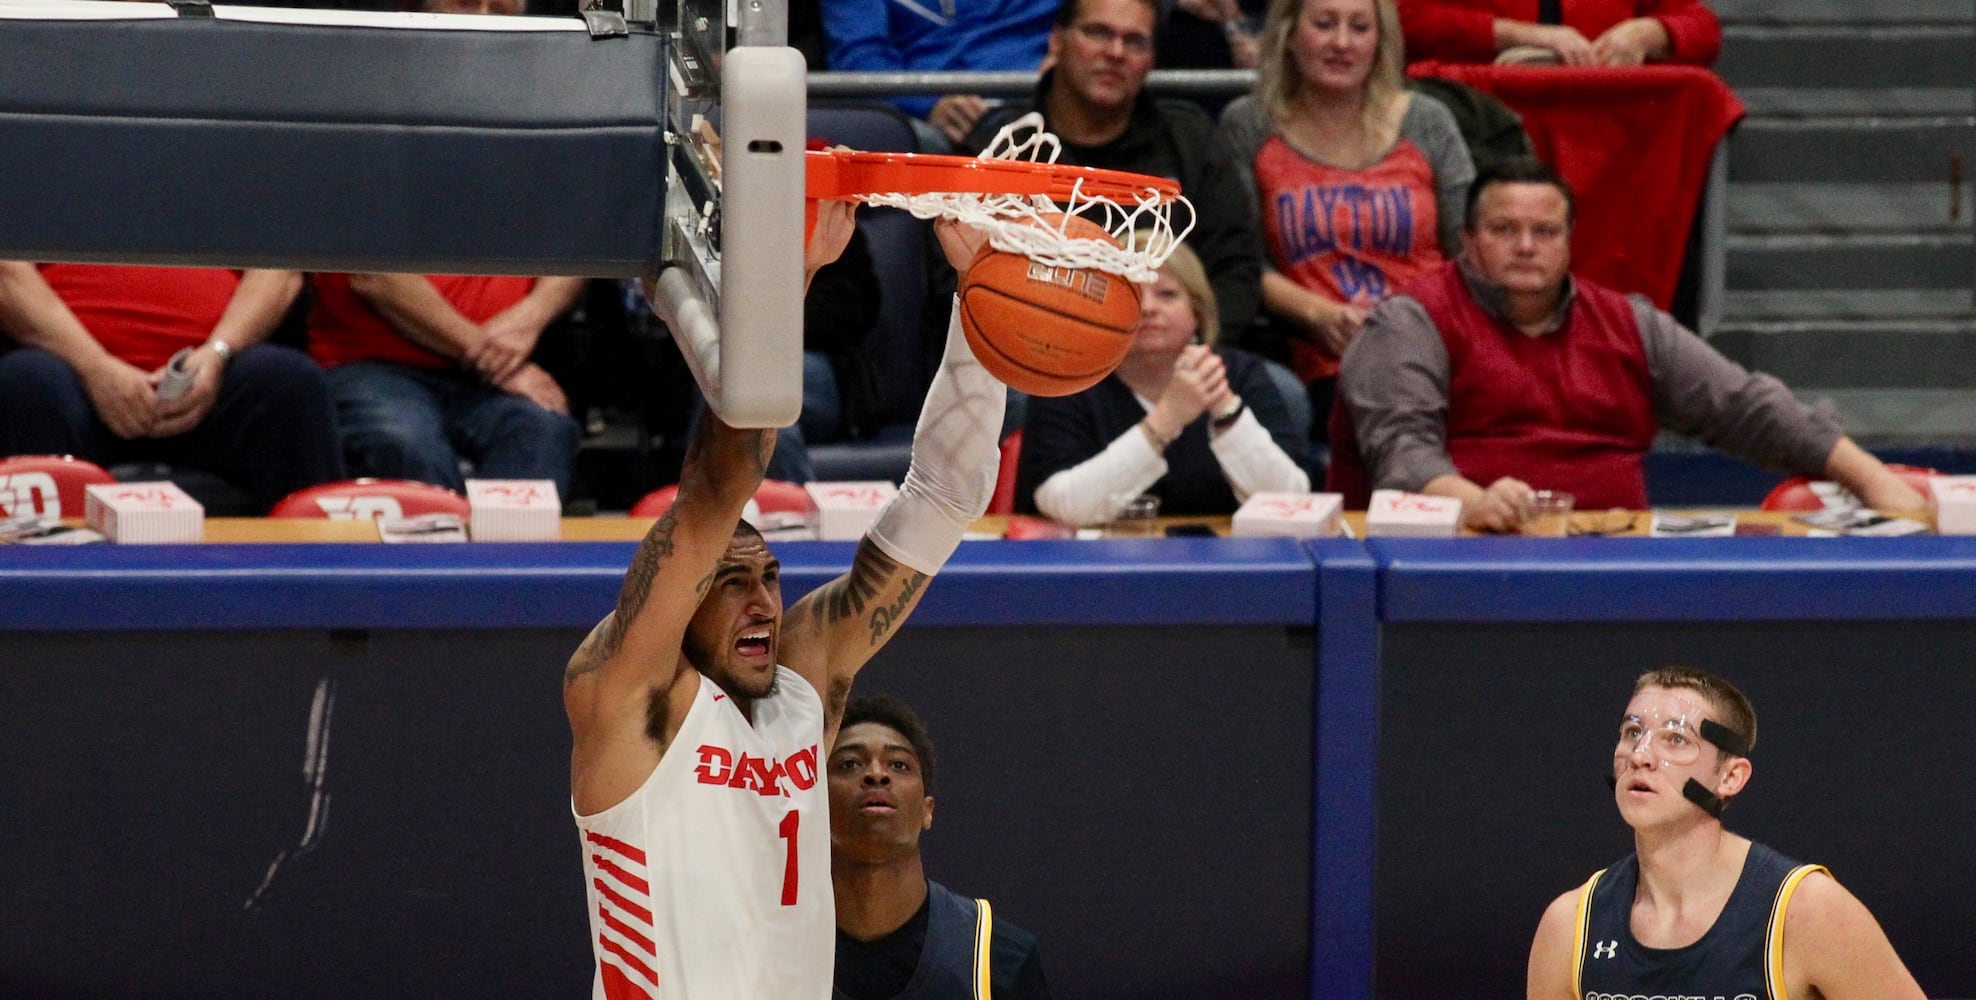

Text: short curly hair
xmin=838 ymin=694 xmax=938 ymax=794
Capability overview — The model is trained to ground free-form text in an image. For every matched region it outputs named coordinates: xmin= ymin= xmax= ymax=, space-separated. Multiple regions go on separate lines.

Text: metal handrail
xmin=807 ymin=68 xmax=1257 ymax=99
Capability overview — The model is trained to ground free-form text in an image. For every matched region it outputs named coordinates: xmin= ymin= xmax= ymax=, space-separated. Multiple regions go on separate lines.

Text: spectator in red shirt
xmin=0 ymin=262 xmax=343 ymax=512
xmin=1217 ymin=0 xmax=1473 ymax=420
xmin=306 ymin=273 xmax=585 ymax=496
xmin=1396 ymin=0 xmax=1721 ymax=68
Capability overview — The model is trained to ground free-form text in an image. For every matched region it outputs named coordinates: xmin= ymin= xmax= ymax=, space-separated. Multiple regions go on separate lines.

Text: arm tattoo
xmin=821 ymin=541 xmax=896 ymax=624
xmin=564 ymin=616 xmax=618 ymax=687
xmin=564 ymin=653 xmax=603 ymax=688
xmin=601 ymin=508 xmax=679 ymax=658
xmin=867 ymin=571 xmax=928 ymax=646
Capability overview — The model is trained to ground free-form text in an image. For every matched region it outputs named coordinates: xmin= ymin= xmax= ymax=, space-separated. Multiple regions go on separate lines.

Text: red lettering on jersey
xmin=693 ymin=745 xmax=734 ymax=784
xmin=731 ymin=753 xmax=788 ymax=797
xmin=693 ymin=744 xmax=821 ymax=796
xmin=785 ymin=746 xmax=819 ymax=790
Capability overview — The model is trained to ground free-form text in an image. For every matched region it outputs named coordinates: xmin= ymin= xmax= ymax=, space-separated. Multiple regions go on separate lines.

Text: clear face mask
xmin=1607 ymin=693 xmax=1752 ymax=818
xmin=1614 ymin=707 xmax=1709 ymax=769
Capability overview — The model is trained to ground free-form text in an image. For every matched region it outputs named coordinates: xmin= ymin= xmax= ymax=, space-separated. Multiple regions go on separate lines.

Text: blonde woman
xmin=1218 ymin=0 xmax=1472 ymax=417
xmin=1016 ymin=242 xmax=1311 ymax=526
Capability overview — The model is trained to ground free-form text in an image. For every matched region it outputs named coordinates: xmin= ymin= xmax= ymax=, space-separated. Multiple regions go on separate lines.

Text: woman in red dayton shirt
xmin=1396 ymin=0 xmax=1721 ymax=68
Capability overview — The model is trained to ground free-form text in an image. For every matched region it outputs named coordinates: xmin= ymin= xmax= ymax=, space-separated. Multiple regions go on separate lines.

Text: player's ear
xmin=1716 ymin=756 xmax=1751 ymax=799
xmin=921 ymin=795 xmax=936 ymax=832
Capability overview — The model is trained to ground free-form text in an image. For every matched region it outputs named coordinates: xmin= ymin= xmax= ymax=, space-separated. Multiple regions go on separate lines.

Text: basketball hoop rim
xmin=804 ymin=148 xmax=1181 ymax=204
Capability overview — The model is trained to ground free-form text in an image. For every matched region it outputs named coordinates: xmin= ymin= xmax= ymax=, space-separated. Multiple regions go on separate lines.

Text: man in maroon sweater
xmin=1335 ymin=157 xmax=1924 ymax=532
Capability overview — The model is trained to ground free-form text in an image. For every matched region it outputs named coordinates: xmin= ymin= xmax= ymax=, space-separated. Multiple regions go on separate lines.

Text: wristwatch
xmin=203 ymin=338 xmax=234 ymax=366
xmin=1211 ymin=398 xmax=1247 ymax=431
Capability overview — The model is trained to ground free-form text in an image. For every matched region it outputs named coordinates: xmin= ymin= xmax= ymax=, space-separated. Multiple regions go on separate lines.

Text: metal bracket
xmin=578 ymin=8 xmax=628 ymax=39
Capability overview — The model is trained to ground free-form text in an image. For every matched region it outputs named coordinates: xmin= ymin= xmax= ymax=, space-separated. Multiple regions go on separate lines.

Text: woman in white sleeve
xmin=1015 ymin=242 xmax=1311 ymax=527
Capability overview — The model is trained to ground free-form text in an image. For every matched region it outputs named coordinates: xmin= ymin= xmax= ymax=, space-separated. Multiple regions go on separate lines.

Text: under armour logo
xmin=1593 ymin=940 xmax=1617 ymax=959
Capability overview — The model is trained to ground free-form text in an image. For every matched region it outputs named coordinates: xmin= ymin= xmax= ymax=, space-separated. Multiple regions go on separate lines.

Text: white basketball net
xmin=860 ymin=113 xmax=1195 ymax=284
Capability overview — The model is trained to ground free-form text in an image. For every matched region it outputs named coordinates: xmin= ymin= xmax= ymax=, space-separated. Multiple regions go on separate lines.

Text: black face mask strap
xmin=1680 ymin=719 xmax=1752 ymax=818
xmin=1701 ymin=718 xmax=1751 ymax=757
xmin=1681 ymin=779 xmax=1728 ymax=817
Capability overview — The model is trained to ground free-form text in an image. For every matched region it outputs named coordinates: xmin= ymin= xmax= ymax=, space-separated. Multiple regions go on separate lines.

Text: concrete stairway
xmin=1710 ymin=0 xmax=1975 ymax=444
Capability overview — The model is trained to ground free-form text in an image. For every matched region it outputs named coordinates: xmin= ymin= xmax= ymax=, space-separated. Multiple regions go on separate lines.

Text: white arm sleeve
xmin=1209 ymin=408 xmax=1312 ymax=501
xmin=865 ymin=299 xmax=1008 ymax=575
xmin=1032 ymin=428 xmax=1169 ymax=527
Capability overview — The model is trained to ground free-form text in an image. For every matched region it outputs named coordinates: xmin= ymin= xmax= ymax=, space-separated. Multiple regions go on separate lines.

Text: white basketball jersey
xmin=574 ymin=667 xmax=832 ymax=1000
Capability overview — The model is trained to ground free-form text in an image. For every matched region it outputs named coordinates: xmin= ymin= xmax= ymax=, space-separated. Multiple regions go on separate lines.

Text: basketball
xmin=957 ymin=215 xmax=1142 ymax=397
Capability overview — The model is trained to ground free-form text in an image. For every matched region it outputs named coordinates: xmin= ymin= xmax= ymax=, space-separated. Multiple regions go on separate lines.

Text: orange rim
xmin=804 ymin=148 xmax=1181 ymax=203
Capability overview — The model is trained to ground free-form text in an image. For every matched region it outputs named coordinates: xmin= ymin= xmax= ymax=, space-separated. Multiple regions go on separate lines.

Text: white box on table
xmin=84 ymin=481 xmax=204 ymax=543
xmin=466 ymin=479 xmax=561 ymax=541
xmin=1365 ymin=489 xmax=1462 ymax=538
xmin=1928 ymin=476 xmax=1976 ymax=535
xmin=803 ymin=481 xmax=897 ymax=541
xmin=1231 ymin=492 xmax=1344 ymax=538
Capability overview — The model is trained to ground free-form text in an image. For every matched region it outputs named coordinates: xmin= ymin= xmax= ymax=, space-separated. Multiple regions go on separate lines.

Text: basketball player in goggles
xmin=1526 ymin=667 xmax=1925 ymax=1000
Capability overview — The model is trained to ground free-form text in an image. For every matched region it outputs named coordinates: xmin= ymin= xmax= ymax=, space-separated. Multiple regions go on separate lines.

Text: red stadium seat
xmin=1759 ymin=464 xmax=1938 ymax=512
xmin=630 ymin=479 xmax=813 ymax=519
xmin=269 ymin=478 xmax=471 ymax=520
xmin=0 ymin=454 xmax=116 ymax=520
xmin=987 ymin=430 xmax=1022 ymax=516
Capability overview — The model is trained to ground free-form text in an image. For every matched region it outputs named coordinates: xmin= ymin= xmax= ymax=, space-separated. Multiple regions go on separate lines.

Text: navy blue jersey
xmin=1572 ymin=841 xmax=1827 ymax=1000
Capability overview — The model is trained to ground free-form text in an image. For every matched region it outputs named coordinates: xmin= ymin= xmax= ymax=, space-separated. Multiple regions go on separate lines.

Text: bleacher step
xmin=1710 ymin=319 xmax=1976 ymax=389
xmin=1721 ymin=289 xmax=1974 ymax=322
xmin=1728 ymin=119 xmax=1973 ymax=183
xmin=1714 ymin=0 xmax=1975 ymax=24
xmin=1737 ymin=87 xmax=1974 ymax=119
xmin=1729 ymin=182 xmax=1967 ymax=234
xmin=1718 ymin=25 xmax=1975 ymax=89
xmin=1725 ymin=232 xmax=1973 ymax=292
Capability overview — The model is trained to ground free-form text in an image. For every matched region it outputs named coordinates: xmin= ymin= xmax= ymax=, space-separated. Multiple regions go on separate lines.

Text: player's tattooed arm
xmin=567 ymin=418 xmax=770 ymax=720
xmin=564 ymin=613 xmax=618 ymax=688
xmin=600 ymin=508 xmax=681 ymax=660
xmin=784 ymin=539 xmax=933 ymax=716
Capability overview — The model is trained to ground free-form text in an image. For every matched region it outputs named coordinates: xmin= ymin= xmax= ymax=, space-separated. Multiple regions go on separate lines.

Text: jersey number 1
xmin=778 ymin=809 xmax=799 ymax=906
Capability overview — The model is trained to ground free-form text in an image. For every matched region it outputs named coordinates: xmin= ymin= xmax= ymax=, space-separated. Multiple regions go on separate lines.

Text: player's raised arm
xmin=564 ymin=415 xmax=774 ymax=738
xmin=781 ymin=220 xmax=1004 ymax=737
xmin=564 ymin=200 xmax=860 ymax=757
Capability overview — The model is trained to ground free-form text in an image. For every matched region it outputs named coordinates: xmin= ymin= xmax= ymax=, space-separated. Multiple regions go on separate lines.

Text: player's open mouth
xmin=1626 ymin=780 xmax=1654 ymax=794
xmin=857 ymin=795 xmax=895 ymax=814
xmin=736 ymin=631 xmax=771 ymax=657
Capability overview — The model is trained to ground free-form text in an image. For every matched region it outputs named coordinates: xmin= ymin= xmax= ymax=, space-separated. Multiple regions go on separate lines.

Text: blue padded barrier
xmin=0 ymin=15 xmax=664 ymax=276
xmin=0 ymin=535 xmax=1315 ymax=632
xmin=1373 ymin=535 xmax=1976 ymax=622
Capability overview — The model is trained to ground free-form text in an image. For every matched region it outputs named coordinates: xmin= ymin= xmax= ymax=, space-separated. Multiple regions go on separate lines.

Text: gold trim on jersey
xmin=1764 ymin=863 xmax=1829 ymax=1000
xmin=972 ymin=897 xmax=995 ymax=1000
xmin=1570 ymin=868 xmax=1608 ymax=998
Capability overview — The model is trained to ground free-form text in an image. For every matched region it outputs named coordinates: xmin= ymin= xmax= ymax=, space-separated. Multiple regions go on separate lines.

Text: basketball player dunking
xmin=1526 ymin=667 xmax=1925 ymax=1000
xmin=563 ymin=209 xmax=1005 ymax=1000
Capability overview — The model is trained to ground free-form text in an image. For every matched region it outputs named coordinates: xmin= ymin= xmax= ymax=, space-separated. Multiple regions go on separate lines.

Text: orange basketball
xmin=957 ymin=215 xmax=1142 ymax=397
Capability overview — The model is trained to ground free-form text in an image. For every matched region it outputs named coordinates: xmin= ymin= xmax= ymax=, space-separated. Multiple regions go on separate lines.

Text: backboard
xmin=645 ymin=0 xmax=806 ymax=428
